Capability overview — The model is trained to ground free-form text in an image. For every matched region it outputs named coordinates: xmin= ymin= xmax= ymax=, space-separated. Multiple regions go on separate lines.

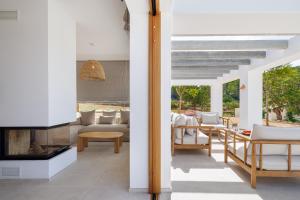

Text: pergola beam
xmin=172 ymin=59 xmax=250 ymax=66
xmin=172 ymin=65 xmax=239 ymax=70
xmin=172 ymin=69 xmax=231 ymax=74
xmin=172 ymin=40 xmax=288 ymax=51
xmin=172 ymin=76 xmax=219 ymax=80
xmin=172 ymin=51 xmax=266 ymax=60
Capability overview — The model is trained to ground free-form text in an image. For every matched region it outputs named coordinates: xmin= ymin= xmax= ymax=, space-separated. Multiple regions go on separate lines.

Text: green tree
xmin=181 ymin=86 xmax=210 ymax=111
xmin=175 ymin=86 xmax=186 ymax=110
xmin=263 ymin=64 xmax=300 ymax=121
xmin=223 ymin=80 xmax=240 ymax=116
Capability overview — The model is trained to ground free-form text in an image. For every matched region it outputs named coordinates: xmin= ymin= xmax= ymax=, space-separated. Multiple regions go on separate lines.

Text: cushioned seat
xmin=201 ymin=123 xmax=226 ymax=129
xmin=228 ymin=142 xmax=292 ymax=170
xmin=175 ymin=131 xmax=208 ymax=145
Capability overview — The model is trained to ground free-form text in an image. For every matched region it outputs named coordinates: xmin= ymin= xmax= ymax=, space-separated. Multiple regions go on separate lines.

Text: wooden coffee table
xmin=77 ymin=132 xmax=124 ymax=153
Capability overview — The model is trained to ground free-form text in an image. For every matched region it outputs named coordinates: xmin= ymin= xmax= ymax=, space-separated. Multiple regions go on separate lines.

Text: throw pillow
xmin=201 ymin=113 xmax=219 ymax=124
xmin=186 ymin=116 xmax=199 ymax=136
xmin=120 ymin=110 xmax=130 ymax=124
xmin=80 ymin=110 xmax=95 ymax=126
xmin=103 ymin=110 xmax=117 ymax=117
xmin=99 ymin=116 xmax=114 ymax=124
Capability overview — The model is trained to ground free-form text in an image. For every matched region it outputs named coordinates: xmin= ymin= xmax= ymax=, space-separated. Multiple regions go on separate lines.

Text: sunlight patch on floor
xmin=171 ymin=167 xmax=244 ymax=182
xmin=171 ymin=193 xmax=263 ymax=200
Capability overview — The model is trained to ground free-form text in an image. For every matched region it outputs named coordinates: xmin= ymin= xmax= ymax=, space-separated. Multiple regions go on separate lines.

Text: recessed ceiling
xmin=61 ymin=0 xmax=129 ymax=61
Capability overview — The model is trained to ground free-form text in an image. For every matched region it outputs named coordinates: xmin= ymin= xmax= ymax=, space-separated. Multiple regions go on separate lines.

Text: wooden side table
xmin=77 ymin=132 xmax=124 ymax=153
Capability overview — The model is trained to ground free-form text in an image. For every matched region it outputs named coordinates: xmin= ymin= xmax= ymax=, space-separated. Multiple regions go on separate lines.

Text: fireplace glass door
xmin=1 ymin=125 xmax=70 ymax=160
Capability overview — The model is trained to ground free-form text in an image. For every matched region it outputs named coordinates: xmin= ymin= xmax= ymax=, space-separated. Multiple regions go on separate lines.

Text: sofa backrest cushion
xmin=201 ymin=113 xmax=219 ymax=124
xmin=120 ymin=110 xmax=130 ymax=124
xmin=171 ymin=113 xmax=179 ymax=125
xmin=80 ymin=110 xmax=95 ymax=126
xmin=103 ymin=110 xmax=117 ymax=117
xmin=250 ymin=124 xmax=300 ymax=155
xmin=99 ymin=116 xmax=114 ymax=124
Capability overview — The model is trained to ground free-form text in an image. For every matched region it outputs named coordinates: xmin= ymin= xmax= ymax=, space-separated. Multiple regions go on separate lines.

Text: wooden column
xmin=149 ymin=0 xmax=161 ymax=197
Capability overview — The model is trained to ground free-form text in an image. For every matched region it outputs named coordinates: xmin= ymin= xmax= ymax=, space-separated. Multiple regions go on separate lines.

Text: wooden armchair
xmin=222 ymin=125 xmax=300 ymax=188
xmin=171 ymin=125 xmax=212 ymax=156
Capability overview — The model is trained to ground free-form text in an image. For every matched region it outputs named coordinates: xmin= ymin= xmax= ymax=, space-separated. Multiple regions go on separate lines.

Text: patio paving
xmin=169 ymin=139 xmax=300 ymax=200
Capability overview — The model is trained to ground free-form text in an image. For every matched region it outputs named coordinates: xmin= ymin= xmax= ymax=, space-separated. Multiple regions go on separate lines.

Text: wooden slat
xmin=288 ymin=144 xmax=292 ymax=171
xmin=259 ymin=144 xmax=263 ymax=170
xmin=243 ymin=141 xmax=247 ymax=164
xmin=251 ymin=143 xmax=257 ymax=188
xmin=149 ymin=0 xmax=161 ymax=195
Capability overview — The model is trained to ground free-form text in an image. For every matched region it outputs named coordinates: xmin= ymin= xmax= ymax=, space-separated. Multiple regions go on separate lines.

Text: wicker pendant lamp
xmin=80 ymin=60 xmax=106 ymax=80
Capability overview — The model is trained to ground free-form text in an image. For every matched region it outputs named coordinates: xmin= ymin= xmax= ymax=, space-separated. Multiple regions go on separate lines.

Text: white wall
xmin=129 ymin=12 xmax=149 ymax=189
xmin=0 ymin=0 xmax=49 ymax=126
xmin=211 ymin=82 xmax=223 ymax=116
xmin=48 ymin=0 xmax=77 ymax=125
xmin=161 ymin=12 xmax=172 ymax=190
xmin=0 ymin=0 xmax=77 ymax=126
xmin=239 ymin=67 xmax=263 ymax=129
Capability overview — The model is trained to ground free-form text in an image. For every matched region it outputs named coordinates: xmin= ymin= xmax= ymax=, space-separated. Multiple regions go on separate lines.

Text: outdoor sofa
xmin=171 ymin=113 xmax=212 ymax=156
xmin=223 ymin=124 xmax=300 ymax=188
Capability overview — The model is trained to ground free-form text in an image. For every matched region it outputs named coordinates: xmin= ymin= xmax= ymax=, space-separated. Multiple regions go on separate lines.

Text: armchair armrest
xmin=224 ymin=129 xmax=251 ymax=164
xmin=219 ymin=116 xmax=230 ymax=128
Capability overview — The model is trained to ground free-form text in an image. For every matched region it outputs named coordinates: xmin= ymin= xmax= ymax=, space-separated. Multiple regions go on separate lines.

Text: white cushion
xmin=291 ymin=156 xmax=300 ymax=170
xmin=186 ymin=116 xmax=199 ymax=136
xmin=201 ymin=123 xmax=226 ymax=129
xmin=201 ymin=113 xmax=219 ymax=124
xmin=250 ymin=124 xmax=300 ymax=155
xmin=228 ymin=142 xmax=250 ymax=160
xmin=173 ymin=114 xmax=187 ymax=139
xmin=228 ymin=144 xmax=291 ymax=170
xmin=171 ymin=113 xmax=179 ymax=124
xmin=175 ymin=131 xmax=209 ymax=145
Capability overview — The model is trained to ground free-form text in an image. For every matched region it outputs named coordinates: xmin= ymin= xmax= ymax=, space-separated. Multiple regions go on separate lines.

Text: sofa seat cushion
xmin=78 ymin=124 xmax=129 ymax=134
xmin=248 ymin=156 xmax=289 ymax=170
xmin=228 ymin=142 xmax=295 ymax=170
xmin=201 ymin=123 xmax=226 ymax=129
xmin=175 ymin=131 xmax=208 ymax=145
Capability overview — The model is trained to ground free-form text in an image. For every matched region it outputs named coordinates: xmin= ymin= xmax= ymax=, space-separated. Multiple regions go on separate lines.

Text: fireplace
xmin=0 ymin=124 xmax=71 ymax=160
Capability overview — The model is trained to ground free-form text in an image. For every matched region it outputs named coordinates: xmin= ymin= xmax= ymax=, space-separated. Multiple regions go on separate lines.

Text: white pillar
xmin=160 ymin=12 xmax=172 ymax=191
xmin=211 ymin=82 xmax=223 ymax=116
xmin=239 ymin=67 xmax=263 ymax=130
xmin=129 ymin=13 xmax=149 ymax=190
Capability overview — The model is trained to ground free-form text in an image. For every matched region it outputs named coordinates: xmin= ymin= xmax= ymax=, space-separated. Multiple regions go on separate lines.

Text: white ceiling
xmin=61 ymin=0 xmax=129 ymax=61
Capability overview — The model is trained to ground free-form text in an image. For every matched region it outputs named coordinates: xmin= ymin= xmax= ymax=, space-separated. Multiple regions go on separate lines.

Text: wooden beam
xmin=149 ymin=0 xmax=161 ymax=197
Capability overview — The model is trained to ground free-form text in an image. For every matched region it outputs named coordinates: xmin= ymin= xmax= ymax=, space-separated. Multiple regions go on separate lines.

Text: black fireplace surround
xmin=0 ymin=124 xmax=71 ymax=160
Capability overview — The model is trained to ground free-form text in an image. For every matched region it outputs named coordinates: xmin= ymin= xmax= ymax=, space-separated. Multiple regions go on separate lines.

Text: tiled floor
xmin=0 ymin=142 xmax=150 ymax=200
xmin=1 ymin=140 xmax=300 ymax=200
